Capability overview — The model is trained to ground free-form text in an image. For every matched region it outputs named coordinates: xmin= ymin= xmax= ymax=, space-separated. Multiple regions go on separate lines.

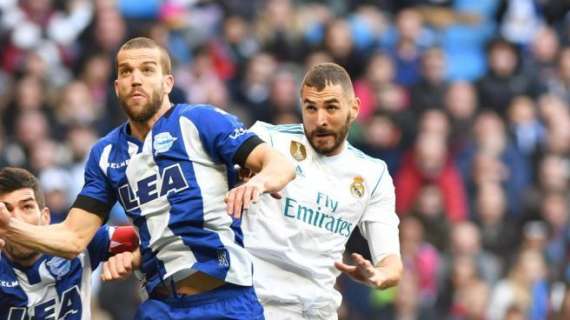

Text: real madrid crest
xmin=350 ymin=176 xmax=365 ymax=198
xmin=290 ymin=141 xmax=307 ymax=161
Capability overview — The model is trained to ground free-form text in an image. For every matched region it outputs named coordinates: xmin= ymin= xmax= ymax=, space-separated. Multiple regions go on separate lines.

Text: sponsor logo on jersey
xmin=46 ymin=257 xmax=71 ymax=280
xmin=8 ymin=286 xmax=82 ymax=320
xmin=153 ymin=132 xmax=177 ymax=154
xmin=118 ymin=163 xmax=189 ymax=211
xmin=0 ymin=280 xmax=18 ymax=288
xmin=290 ymin=141 xmax=307 ymax=161
xmin=350 ymin=176 xmax=365 ymax=198
xmin=282 ymin=192 xmax=352 ymax=237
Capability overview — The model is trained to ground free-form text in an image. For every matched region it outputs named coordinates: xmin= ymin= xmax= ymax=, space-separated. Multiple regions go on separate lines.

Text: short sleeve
xmin=360 ymin=162 xmax=398 ymax=225
xmin=249 ymin=121 xmax=274 ymax=145
xmin=184 ymin=106 xmax=260 ymax=167
xmin=86 ymin=226 xmax=111 ymax=270
xmin=73 ymin=145 xmax=116 ymax=221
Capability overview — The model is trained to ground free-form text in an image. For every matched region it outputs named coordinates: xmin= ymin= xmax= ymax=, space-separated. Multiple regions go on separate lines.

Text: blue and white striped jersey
xmin=0 ymin=226 xmax=111 ymax=320
xmin=76 ymin=104 xmax=259 ymax=294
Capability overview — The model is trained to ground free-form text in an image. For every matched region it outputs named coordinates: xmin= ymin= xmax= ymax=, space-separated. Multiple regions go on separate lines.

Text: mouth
xmin=314 ymin=131 xmax=334 ymax=139
xmin=129 ymin=91 xmax=147 ymax=100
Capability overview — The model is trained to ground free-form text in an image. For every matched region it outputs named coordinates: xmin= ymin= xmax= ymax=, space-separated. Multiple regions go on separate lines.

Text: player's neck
xmin=129 ymin=100 xmax=173 ymax=141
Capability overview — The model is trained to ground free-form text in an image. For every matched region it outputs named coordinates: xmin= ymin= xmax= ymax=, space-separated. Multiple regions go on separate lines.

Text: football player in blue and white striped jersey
xmin=0 ymin=37 xmax=295 ymax=320
xmin=0 ymin=167 xmax=138 ymax=320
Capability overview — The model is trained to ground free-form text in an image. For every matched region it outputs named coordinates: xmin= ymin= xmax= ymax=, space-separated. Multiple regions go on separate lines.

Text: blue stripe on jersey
xmin=77 ymin=104 xmax=258 ymax=293
xmin=0 ymin=254 xmax=28 ymax=309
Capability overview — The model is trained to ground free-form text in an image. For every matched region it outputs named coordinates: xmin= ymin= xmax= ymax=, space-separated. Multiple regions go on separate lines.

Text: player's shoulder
xmin=250 ymin=121 xmax=304 ymax=137
xmin=177 ymin=103 xmax=235 ymax=120
xmin=346 ymin=143 xmax=389 ymax=173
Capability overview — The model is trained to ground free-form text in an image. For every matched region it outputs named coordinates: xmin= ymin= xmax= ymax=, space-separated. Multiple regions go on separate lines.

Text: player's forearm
xmin=254 ymin=149 xmax=296 ymax=193
xmin=6 ymin=208 xmax=102 ymax=259
xmin=374 ymin=254 xmax=403 ymax=289
xmin=6 ymin=220 xmax=85 ymax=259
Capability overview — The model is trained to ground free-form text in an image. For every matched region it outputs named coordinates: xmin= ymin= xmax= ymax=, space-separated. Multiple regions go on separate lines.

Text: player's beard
xmin=305 ymin=113 xmax=351 ymax=155
xmin=118 ymin=86 xmax=163 ymax=123
xmin=5 ymin=242 xmax=39 ymax=264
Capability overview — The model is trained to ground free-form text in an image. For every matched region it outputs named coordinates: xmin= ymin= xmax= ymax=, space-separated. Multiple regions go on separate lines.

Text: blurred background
xmin=0 ymin=0 xmax=568 ymax=319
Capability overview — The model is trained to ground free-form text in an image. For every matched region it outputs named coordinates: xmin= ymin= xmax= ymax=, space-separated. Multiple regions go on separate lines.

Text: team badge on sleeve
xmin=350 ymin=176 xmax=365 ymax=198
xmin=290 ymin=141 xmax=307 ymax=161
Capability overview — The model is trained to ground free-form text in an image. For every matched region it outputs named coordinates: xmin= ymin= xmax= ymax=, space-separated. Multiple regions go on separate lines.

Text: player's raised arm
xmin=226 ymin=142 xmax=295 ymax=218
xmin=0 ymin=206 xmax=103 ymax=260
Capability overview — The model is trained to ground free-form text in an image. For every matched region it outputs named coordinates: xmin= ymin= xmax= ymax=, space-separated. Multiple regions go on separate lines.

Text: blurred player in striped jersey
xmin=0 ymin=37 xmax=295 ymax=320
xmin=242 ymin=63 xmax=403 ymax=319
xmin=0 ymin=167 xmax=138 ymax=320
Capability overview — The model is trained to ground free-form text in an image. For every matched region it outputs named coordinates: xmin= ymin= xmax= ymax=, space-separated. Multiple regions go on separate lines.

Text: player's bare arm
xmin=335 ymin=253 xmax=403 ymax=289
xmin=0 ymin=205 xmax=103 ymax=259
xmin=226 ymin=143 xmax=295 ymax=218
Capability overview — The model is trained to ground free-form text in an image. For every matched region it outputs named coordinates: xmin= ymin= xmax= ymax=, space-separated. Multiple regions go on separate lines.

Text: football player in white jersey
xmin=241 ymin=62 xmax=403 ymax=319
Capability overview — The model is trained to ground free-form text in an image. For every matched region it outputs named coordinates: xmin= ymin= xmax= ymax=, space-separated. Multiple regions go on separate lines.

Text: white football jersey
xmin=243 ymin=122 xmax=399 ymax=317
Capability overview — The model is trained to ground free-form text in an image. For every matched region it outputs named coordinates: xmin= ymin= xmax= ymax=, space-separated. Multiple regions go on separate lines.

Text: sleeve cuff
xmin=72 ymin=195 xmax=111 ymax=223
xmin=233 ymin=135 xmax=264 ymax=168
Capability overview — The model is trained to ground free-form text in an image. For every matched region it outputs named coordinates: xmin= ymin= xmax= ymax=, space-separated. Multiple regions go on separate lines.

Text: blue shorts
xmin=135 ymin=284 xmax=264 ymax=320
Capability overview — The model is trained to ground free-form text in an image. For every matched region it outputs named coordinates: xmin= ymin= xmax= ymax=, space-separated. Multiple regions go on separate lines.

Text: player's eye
xmin=120 ymin=69 xmax=131 ymax=76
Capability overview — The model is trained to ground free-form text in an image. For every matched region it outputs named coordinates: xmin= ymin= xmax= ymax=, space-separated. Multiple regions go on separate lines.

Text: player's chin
xmin=6 ymin=245 xmax=36 ymax=260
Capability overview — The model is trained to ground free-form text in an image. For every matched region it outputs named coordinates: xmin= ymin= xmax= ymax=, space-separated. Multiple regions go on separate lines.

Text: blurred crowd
xmin=0 ymin=0 xmax=569 ymax=319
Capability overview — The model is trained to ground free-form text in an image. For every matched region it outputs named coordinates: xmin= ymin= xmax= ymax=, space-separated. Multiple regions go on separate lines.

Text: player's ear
xmin=163 ymin=74 xmax=174 ymax=94
xmin=40 ymin=206 xmax=50 ymax=225
xmin=350 ymin=96 xmax=360 ymax=121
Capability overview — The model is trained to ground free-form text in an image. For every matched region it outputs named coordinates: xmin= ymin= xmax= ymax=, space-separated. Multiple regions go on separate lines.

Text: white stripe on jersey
xmin=13 ymin=263 xmax=57 ymax=309
xmin=98 ymin=144 xmax=112 ymax=175
xmin=79 ymin=253 xmax=92 ymax=320
xmin=179 ymin=117 xmax=252 ymax=285
xmin=125 ymin=131 xmax=198 ymax=282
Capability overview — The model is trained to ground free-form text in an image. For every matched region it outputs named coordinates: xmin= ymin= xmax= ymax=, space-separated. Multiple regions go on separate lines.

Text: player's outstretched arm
xmin=335 ymin=253 xmax=402 ymax=289
xmin=101 ymin=250 xmax=141 ymax=281
xmin=226 ymin=143 xmax=295 ymax=218
xmin=0 ymin=205 xmax=103 ymax=259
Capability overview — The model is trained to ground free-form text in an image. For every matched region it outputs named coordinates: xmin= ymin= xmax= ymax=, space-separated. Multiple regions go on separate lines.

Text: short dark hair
xmin=116 ymin=37 xmax=172 ymax=74
xmin=0 ymin=168 xmax=45 ymax=209
xmin=300 ymin=63 xmax=354 ymax=95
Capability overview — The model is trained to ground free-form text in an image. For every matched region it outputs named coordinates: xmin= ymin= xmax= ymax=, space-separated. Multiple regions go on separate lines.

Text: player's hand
xmin=225 ymin=176 xmax=265 ymax=219
xmin=334 ymin=253 xmax=389 ymax=289
xmin=101 ymin=250 xmax=141 ymax=281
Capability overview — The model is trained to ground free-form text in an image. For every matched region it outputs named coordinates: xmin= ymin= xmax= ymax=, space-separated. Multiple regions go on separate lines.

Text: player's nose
xmin=316 ymin=110 xmax=328 ymax=126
